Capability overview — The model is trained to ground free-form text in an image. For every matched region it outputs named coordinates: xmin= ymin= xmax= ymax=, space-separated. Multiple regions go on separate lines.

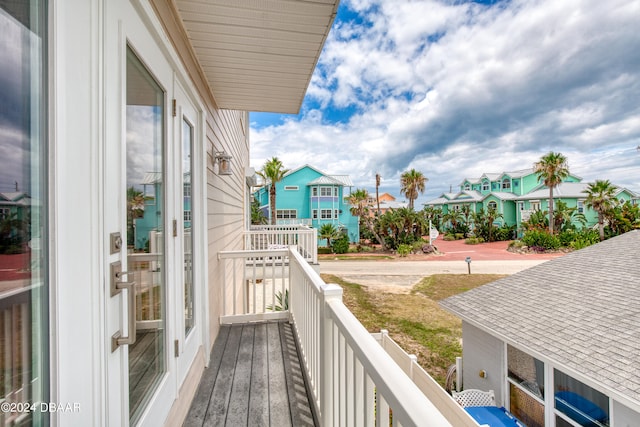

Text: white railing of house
xmin=372 ymin=330 xmax=480 ymax=427
xmin=276 ymin=218 xmax=313 ymax=226
xmin=218 ymin=249 xmax=290 ymax=324
xmin=128 ymin=253 xmax=163 ymax=329
xmin=217 ymin=246 xmax=469 ymax=426
xmin=287 ymin=248 xmax=454 ymax=427
xmin=245 ymin=225 xmax=317 ymax=264
xmin=0 ymin=287 xmax=33 ymax=426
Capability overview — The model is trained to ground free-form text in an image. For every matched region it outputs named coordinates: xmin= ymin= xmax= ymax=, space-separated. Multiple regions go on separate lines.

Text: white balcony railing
xmin=245 ymin=225 xmax=317 ymax=264
xmin=218 ymin=246 xmax=473 ymax=426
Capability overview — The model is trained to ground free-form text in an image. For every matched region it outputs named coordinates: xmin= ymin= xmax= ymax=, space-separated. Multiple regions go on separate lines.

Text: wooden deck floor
xmin=184 ymin=321 xmax=316 ymax=426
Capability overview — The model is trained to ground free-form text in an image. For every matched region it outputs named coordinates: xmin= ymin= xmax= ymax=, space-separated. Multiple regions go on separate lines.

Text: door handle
xmin=111 ymin=262 xmax=137 ymax=352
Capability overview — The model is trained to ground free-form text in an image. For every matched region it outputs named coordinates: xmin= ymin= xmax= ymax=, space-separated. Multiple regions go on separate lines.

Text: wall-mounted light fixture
xmin=213 ymin=151 xmax=233 ymax=176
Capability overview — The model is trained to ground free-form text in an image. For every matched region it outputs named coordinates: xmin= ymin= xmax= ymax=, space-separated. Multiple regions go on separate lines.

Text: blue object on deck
xmin=465 ymin=406 xmax=523 ymax=427
xmin=555 ymin=391 xmax=608 ymax=426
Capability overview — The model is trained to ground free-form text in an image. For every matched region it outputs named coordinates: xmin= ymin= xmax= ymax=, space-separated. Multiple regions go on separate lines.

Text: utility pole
xmin=375 ymin=173 xmax=381 ymax=216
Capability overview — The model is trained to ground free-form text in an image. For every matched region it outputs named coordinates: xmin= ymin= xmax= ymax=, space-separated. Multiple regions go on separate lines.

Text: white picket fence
xmin=218 ymin=245 xmax=476 ymax=426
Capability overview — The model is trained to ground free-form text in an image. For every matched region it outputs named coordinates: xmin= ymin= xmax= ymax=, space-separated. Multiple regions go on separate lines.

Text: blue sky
xmin=250 ymin=0 xmax=640 ymax=206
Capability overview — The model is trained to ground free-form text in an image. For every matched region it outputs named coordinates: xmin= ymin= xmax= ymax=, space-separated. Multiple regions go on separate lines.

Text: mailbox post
xmin=465 ymin=256 xmax=472 ymax=275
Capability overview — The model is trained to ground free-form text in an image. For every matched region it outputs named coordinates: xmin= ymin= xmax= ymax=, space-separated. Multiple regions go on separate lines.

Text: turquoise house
xmin=425 ymin=168 xmax=638 ymax=233
xmin=253 ymin=165 xmax=359 ymax=242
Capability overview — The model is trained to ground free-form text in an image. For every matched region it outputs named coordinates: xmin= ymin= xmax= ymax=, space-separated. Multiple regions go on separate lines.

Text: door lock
xmin=110 ymin=232 xmax=122 ymax=254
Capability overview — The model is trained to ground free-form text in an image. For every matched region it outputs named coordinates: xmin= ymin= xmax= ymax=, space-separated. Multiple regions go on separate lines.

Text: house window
xmin=0 ymin=207 xmax=9 ymax=221
xmin=518 ymin=202 xmax=525 ymax=211
xmin=320 ymin=209 xmax=333 ymax=219
xmin=488 ymin=201 xmax=497 ymax=210
xmin=482 ymin=181 xmax=489 ymax=191
xmin=276 ymin=209 xmax=297 ymax=219
xmin=577 ymin=200 xmax=584 ymax=213
xmin=312 ymin=209 xmax=318 ymax=219
xmin=554 ymin=369 xmax=609 ymax=427
xmin=334 ymin=209 xmax=339 ymax=219
xmin=452 ymin=205 xmax=460 ymax=211
xmin=502 ymin=179 xmax=511 ymax=189
xmin=320 ymin=187 xmax=333 ymax=197
xmin=531 ymin=201 xmax=541 ymax=211
xmin=508 ymin=345 xmax=545 ymax=427
xmin=183 ymin=182 xmax=191 ymax=197
xmin=184 ymin=210 xmax=192 ymax=222
xmin=464 ymin=184 xmax=471 ymax=191
xmin=284 ymin=186 xmax=298 ymax=191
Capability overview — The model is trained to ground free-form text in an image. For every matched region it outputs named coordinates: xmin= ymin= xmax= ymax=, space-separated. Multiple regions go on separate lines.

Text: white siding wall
xmin=461 ymin=322 xmax=505 ymax=405
xmin=206 ymin=109 xmax=249 ymax=346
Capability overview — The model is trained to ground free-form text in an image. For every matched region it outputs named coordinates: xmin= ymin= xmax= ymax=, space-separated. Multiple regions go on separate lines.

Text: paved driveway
xmin=319 ymin=239 xmax=566 ymax=291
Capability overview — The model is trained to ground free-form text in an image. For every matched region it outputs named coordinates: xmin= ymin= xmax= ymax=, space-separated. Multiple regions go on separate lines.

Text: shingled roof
xmin=441 ymin=230 xmax=640 ymax=408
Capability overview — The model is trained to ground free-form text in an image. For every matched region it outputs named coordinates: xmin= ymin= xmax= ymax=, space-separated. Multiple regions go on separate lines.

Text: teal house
xmin=253 ymin=165 xmax=359 ymax=242
xmin=425 ymin=168 xmax=638 ymax=233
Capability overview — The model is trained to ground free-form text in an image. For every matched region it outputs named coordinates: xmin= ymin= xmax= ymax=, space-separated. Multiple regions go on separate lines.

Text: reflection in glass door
xmin=182 ymin=119 xmax=194 ymax=335
xmin=125 ymin=46 xmax=166 ymax=423
xmin=0 ymin=2 xmax=48 ymax=426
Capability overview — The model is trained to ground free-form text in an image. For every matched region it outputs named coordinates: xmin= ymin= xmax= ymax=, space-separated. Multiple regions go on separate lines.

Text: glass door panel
xmin=125 ymin=46 xmax=166 ymax=424
xmin=0 ymin=2 xmax=48 ymax=426
xmin=182 ymin=119 xmax=194 ymax=336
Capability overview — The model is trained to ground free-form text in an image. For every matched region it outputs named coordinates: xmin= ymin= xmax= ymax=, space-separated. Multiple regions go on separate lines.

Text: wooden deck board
xmin=184 ymin=320 xmax=316 ymax=426
xmin=248 ymin=323 xmax=270 ymax=426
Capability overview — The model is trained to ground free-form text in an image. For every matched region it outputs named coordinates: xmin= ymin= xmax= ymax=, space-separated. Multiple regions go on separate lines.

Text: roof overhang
xmin=175 ymin=0 xmax=339 ymax=114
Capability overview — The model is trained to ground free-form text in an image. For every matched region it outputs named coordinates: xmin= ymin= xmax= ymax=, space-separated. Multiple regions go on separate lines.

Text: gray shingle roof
xmin=441 ymin=230 xmax=640 ymax=406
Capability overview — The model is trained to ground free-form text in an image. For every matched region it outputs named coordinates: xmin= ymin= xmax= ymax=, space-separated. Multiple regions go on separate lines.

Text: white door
xmin=103 ymin=4 xmax=181 ymax=425
xmin=172 ymin=80 xmax=205 ymax=386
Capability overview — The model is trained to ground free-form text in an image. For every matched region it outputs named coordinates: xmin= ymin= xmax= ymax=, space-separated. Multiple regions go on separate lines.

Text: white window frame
xmin=502 ymin=178 xmax=511 ymax=189
xmin=488 ymin=201 xmax=497 ymax=210
xmin=276 ymin=209 xmax=297 ymax=219
xmin=482 ymin=181 xmax=490 ymax=191
xmin=320 ymin=209 xmax=333 ymax=219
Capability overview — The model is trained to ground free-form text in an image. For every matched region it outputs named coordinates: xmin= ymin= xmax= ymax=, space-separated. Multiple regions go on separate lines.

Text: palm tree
xmin=257 ymin=157 xmax=289 ymax=225
xmin=585 ymin=179 xmax=617 ymax=241
xmin=533 ymin=152 xmax=569 ymax=234
xmin=400 ymin=169 xmax=427 ymax=210
xmin=319 ymin=223 xmax=339 ymax=248
xmin=347 ymin=188 xmax=387 ymax=250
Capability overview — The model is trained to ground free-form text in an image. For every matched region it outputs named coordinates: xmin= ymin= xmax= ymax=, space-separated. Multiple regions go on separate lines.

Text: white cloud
xmin=251 ymin=0 xmax=640 ymax=204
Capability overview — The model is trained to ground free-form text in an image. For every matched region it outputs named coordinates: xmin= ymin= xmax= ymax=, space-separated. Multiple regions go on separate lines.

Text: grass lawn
xmin=321 ymin=273 xmax=505 ymax=386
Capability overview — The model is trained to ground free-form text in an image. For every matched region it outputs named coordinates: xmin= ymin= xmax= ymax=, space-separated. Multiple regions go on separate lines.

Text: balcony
xmin=186 ymin=246 xmax=479 ymax=426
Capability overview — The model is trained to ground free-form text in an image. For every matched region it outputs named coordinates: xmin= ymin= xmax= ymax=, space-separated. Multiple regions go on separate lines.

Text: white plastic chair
xmin=452 ymin=389 xmax=496 ymax=407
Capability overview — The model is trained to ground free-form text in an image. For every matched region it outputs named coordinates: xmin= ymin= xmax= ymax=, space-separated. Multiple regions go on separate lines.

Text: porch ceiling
xmin=175 ymin=0 xmax=339 ymax=114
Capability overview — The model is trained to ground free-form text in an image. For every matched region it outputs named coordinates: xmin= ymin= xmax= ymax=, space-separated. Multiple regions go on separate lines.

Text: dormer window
xmin=482 ymin=181 xmax=489 ymax=191
xmin=464 ymin=184 xmax=471 ymax=191
xmin=502 ymin=179 xmax=511 ymax=189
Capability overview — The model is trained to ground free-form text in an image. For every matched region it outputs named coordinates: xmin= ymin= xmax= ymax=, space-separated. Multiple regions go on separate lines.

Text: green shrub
xmin=494 ymin=225 xmax=516 ymax=241
xmin=570 ymin=229 xmax=600 ymax=250
xmin=521 ymin=230 xmax=561 ymax=250
xmin=318 ymin=247 xmax=333 ymax=254
xmin=465 ymin=237 xmax=485 ymax=245
xmin=331 ymin=234 xmax=350 ymax=254
xmin=397 ymin=244 xmax=412 ymax=257
xmin=509 ymin=240 xmax=525 ymax=249
xmin=412 ymin=239 xmax=428 ymax=253
xmin=443 ymin=234 xmax=456 ymax=241
xmin=454 ymin=233 xmax=465 ymax=240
